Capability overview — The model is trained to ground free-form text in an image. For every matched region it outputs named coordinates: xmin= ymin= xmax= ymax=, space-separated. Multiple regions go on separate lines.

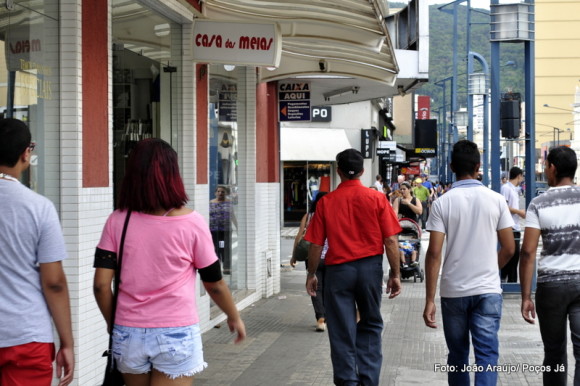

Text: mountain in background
xmin=390 ymin=2 xmax=525 ymax=111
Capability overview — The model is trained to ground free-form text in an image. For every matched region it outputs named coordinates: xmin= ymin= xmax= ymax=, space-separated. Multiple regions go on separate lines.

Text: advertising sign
xmin=193 ymin=20 xmax=281 ymax=67
xmin=311 ymin=106 xmax=332 ymax=122
xmin=417 ymin=95 xmax=431 ymax=120
xmin=361 ymin=129 xmax=372 ymax=158
xmin=279 ymin=82 xmax=310 ymax=121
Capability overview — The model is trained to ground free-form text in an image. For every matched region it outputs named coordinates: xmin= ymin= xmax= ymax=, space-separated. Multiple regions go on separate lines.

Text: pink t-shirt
xmin=97 ymin=210 xmax=218 ymax=328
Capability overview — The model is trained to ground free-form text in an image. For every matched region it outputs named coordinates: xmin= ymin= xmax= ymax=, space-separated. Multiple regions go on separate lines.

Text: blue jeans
xmin=536 ymin=280 xmax=580 ymax=386
xmin=441 ymin=294 xmax=502 ymax=386
xmin=112 ymin=324 xmax=206 ymax=378
xmin=324 ymin=255 xmax=383 ymax=386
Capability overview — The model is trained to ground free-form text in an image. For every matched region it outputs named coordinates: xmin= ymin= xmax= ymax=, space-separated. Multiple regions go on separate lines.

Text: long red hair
xmin=118 ymin=138 xmax=188 ymax=212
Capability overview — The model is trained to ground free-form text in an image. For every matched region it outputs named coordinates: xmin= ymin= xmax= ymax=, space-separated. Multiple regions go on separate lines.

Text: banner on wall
xmin=416 ymin=95 xmax=431 ymax=120
xmin=193 ymin=20 xmax=281 ymax=67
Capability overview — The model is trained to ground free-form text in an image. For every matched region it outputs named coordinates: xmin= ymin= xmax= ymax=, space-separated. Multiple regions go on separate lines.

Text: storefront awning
xmin=281 ymin=127 xmax=352 ymax=161
xmin=202 ymin=0 xmax=398 ymax=86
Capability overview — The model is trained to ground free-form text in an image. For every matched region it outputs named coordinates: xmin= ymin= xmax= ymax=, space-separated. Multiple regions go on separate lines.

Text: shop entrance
xmin=283 ymin=161 xmax=332 ymax=226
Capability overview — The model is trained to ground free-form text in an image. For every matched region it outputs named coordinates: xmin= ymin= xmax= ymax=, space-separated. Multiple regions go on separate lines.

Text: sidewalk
xmin=196 ymin=229 xmax=561 ymax=385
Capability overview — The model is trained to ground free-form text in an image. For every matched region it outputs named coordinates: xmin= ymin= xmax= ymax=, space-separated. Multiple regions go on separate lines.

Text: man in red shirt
xmin=304 ymin=148 xmax=402 ymax=386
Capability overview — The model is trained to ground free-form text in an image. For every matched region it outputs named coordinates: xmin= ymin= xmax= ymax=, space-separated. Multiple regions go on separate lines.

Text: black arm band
xmin=94 ymin=247 xmax=117 ymax=269
xmin=199 ymin=260 xmax=223 ymax=282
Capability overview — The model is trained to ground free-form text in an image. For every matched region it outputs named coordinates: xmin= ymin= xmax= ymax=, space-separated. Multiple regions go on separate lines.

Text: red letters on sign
xmin=10 ymin=39 xmax=41 ymax=54
xmin=195 ymin=34 xmax=223 ymax=48
xmin=195 ymin=34 xmax=274 ymax=51
xmin=239 ymin=36 xmax=273 ymax=50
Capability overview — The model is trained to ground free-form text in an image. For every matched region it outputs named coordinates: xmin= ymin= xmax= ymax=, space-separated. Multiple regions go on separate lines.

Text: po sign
xmin=311 ymin=106 xmax=332 ymax=122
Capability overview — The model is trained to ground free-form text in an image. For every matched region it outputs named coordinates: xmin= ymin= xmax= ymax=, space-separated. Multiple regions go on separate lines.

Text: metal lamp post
xmin=490 ymin=0 xmax=535 ymax=204
xmin=491 ymin=0 xmax=535 ymax=294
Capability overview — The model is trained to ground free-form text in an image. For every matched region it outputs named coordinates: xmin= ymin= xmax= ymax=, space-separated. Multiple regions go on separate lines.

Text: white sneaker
xmin=316 ymin=318 xmax=326 ymax=332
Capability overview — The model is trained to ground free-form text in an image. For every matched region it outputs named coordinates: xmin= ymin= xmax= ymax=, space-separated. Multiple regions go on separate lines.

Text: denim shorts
xmin=112 ymin=324 xmax=207 ymax=379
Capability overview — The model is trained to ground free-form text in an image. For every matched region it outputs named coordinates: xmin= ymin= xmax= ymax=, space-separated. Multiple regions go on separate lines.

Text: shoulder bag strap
xmin=107 ymin=211 xmax=132 ymax=351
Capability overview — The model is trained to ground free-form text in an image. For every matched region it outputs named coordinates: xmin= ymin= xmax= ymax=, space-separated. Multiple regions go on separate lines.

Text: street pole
xmin=523 ymin=1 xmax=536 ymax=207
xmin=490 ymin=40 xmax=501 ymax=193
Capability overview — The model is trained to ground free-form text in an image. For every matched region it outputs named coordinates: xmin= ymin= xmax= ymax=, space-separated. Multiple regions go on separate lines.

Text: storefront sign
xmin=193 ymin=20 xmax=281 ymax=67
xmin=361 ymin=129 xmax=372 ymax=159
xmin=401 ymin=166 xmax=421 ymax=175
xmin=5 ymin=25 xmax=45 ymax=72
xmin=417 ymin=95 xmax=431 ymax=120
xmin=279 ymin=83 xmax=310 ymax=121
xmin=311 ymin=106 xmax=331 ymax=122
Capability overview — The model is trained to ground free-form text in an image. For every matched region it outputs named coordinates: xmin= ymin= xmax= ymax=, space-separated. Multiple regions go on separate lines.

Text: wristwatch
xmin=307 ymin=271 xmax=316 ymax=277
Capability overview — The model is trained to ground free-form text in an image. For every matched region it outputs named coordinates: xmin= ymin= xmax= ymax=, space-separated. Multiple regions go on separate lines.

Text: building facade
xmin=0 ymin=0 xmax=427 ymax=383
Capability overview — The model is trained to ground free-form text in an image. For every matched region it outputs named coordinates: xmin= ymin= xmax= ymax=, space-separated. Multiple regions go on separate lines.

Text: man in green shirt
xmin=413 ymin=178 xmax=430 ymax=230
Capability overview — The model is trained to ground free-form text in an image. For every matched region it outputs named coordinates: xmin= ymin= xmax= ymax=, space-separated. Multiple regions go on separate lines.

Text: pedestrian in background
xmin=500 ymin=166 xmax=525 ymax=283
xmin=290 ymin=192 xmax=328 ymax=332
xmin=423 ymin=140 xmax=515 ymax=386
xmin=94 ymin=138 xmax=245 ymax=386
xmin=304 ymin=148 xmax=402 ymax=385
xmin=520 ymin=146 xmax=580 ymax=385
xmin=413 ymin=177 xmax=430 ymax=230
xmin=0 ymin=118 xmax=74 ymax=386
xmin=374 ymin=174 xmax=383 ymax=191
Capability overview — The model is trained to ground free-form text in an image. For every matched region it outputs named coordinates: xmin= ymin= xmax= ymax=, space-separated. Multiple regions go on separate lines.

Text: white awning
xmin=202 ymin=0 xmax=398 ymax=86
xmin=281 ymin=127 xmax=352 ymax=161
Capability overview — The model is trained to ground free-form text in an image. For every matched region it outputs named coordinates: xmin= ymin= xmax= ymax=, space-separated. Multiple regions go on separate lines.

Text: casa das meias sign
xmin=192 ymin=20 xmax=281 ymax=67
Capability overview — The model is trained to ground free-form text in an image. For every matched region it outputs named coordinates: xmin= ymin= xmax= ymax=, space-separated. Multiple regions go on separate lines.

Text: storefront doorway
xmin=283 ymin=161 xmax=332 ymax=226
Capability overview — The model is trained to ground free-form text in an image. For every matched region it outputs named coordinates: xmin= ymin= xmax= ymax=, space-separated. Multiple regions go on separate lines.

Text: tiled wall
xmin=55 ymin=2 xmax=280 ymax=384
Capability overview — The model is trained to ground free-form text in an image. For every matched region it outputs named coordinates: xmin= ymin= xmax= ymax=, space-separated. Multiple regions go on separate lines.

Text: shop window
xmin=111 ymin=1 xmax=181 ymax=206
xmin=209 ymin=65 xmax=246 ymax=292
xmin=0 ymin=3 xmax=60 ymax=205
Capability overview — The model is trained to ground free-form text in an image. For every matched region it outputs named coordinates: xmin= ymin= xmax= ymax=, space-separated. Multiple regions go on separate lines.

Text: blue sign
xmin=279 ymin=82 xmax=310 ymax=121
xmin=279 ymin=101 xmax=310 ymax=121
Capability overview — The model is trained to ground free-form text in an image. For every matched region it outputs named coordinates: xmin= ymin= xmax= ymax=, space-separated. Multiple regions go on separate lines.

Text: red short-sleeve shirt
xmin=304 ymin=179 xmax=402 ymax=265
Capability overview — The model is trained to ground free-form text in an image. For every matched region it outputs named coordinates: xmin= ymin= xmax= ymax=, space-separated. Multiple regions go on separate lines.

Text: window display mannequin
xmin=319 ymin=173 xmax=330 ymax=192
xmin=308 ymin=175 xmax=320 ymax=202
xmin=219 ymin=133 xmax=232 ymax=184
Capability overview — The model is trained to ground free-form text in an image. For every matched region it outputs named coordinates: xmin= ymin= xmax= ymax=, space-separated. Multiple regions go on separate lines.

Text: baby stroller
xmin=398 ymin=218 xmax=424 ymax=283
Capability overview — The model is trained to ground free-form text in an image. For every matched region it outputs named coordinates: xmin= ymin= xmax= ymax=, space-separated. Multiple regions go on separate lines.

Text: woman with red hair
xmin=93 ymin=138 xmax=245 ymax=385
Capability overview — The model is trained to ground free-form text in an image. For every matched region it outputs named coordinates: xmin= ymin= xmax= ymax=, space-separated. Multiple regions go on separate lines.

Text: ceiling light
xmin=154 ymin=23 xmax=170 ymax=37
xmin=224 ymin=65 xmax=236 ymax=72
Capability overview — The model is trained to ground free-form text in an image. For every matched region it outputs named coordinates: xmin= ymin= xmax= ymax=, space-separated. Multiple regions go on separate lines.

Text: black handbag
xmin=102 ymin=211 xmax=131 ymax=386
xmin=292 ymin=238 xmax=310 ymax=262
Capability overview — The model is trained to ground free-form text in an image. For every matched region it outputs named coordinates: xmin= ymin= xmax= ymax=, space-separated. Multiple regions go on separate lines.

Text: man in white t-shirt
xmin=374 ymin=174 xmax=383 ymax=191
xmin=423 ymin=140 xmax=515 ymax=385
xmin=0 ymin=118 xmax=74 ymax=385
xmin=500 ymin=166 xmax=525 ymax=282
xmin=520 ymin=146 xmax=580 ymax=385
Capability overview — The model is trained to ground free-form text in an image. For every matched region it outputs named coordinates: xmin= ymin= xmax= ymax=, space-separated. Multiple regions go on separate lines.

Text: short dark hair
xmin=451 ymin=140 xmax=480 ymax=178
xmin=509 ymin=166 xmax=523 ymax=180
xmin=547 ymin=146 xmax=577 ymax=181
xmin=0 ymin=118 xmax=31 ymax=167
xmin=118 ymin=138 xmax=189 ymax=212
